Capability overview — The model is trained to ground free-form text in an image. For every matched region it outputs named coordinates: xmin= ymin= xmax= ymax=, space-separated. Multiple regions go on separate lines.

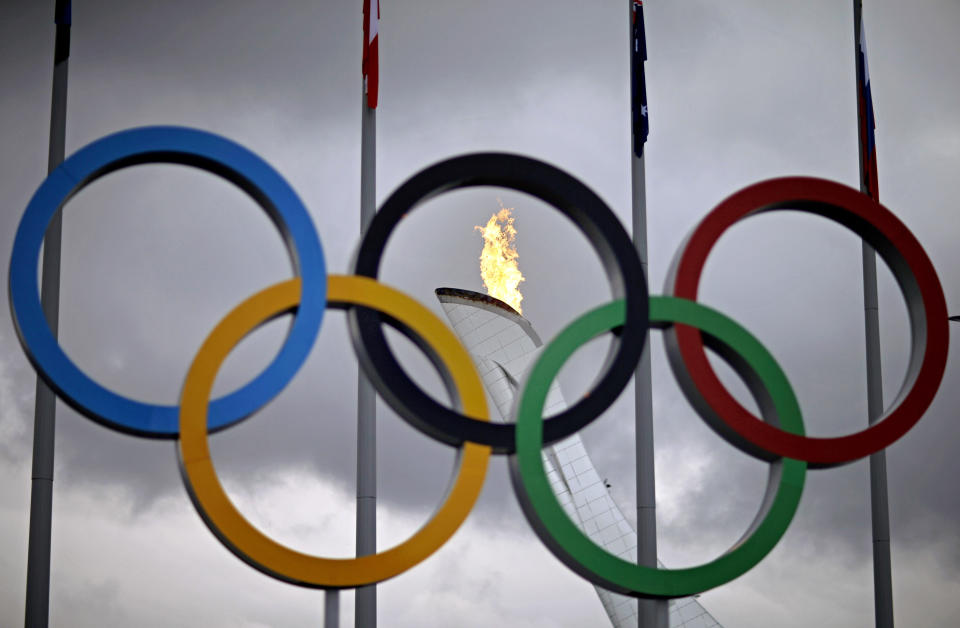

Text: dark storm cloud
xmin=2 ymin=0 xmax=959 ymax=626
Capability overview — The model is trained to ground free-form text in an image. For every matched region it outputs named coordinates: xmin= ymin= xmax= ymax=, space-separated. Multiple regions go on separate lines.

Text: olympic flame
xmin=475 ymin=203 xmax=525 ymax=314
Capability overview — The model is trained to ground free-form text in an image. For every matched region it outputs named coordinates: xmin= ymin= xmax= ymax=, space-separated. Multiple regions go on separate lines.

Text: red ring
xmin=666 ymin=177 xmax=948 ymax=467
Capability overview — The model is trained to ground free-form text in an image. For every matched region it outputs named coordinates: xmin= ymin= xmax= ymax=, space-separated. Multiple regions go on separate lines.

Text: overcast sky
xmin=1 ymin=1 xmax=959 ymax=626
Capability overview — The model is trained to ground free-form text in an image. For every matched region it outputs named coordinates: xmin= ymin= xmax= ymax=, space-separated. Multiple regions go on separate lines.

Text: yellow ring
xmin=178 ymin=275 xmax=491 ymax=588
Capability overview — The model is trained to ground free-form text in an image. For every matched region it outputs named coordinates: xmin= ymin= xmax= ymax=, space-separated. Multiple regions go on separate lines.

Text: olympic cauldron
xmin=8 ymin=127 xmax=949 ymax=600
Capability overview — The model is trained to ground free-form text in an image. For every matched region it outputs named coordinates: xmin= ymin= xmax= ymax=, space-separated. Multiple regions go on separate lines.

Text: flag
xmin=363 ymin=0 xmax=379 ymax=108
xmin=54 ymin=1 xmax=71 ymax=64
xmin=55 ymin=0 xmax=71 ymax=25
xmin=631 ymin=0 xmax=649 ymax=158
xmin=856 ymin=17 xmax=878 ymax=199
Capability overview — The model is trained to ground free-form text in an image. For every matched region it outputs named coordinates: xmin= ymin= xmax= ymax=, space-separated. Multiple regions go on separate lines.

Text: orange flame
xmin=475 ymin=203 xmax=525 ymax=314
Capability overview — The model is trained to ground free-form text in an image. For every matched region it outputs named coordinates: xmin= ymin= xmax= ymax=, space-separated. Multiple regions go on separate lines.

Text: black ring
xmin=349 ymin=153 xmax=648 ymax=453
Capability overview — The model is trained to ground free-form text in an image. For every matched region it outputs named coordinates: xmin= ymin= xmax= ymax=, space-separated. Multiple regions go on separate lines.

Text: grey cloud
xmin=2 ymin=0 xmax=959 ymax=625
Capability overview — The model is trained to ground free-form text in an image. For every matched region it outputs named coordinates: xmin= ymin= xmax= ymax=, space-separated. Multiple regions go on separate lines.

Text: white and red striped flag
xmin=363 ymin=0 xmax=379 ymax=108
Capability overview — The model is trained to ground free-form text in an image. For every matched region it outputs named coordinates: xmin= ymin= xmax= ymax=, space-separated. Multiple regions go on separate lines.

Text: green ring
xmin=509 ymin=296 xmax=807 ymax=598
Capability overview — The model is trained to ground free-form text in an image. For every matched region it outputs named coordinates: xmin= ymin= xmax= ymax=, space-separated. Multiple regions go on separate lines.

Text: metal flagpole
xmin=633 ymin=158 xmax=666 ymax=628
xmin=851 ymin=2 xmax=894 ymax=626
xmin=629 ymin=2 xmax=666 ymax=627
xmin=25 ymin=2 xmax=70 ymax=627
xmin=325 ymin=591 xmax=340 ymax=628
xmin=355 ymin=100 xmax=377 ymax=626
xmin=356 ymin=1 xmax=378 ymax=626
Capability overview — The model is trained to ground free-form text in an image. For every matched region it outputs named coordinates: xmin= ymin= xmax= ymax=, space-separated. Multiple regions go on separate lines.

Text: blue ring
xmin=8 ymin=126 xmax=326 ymax=437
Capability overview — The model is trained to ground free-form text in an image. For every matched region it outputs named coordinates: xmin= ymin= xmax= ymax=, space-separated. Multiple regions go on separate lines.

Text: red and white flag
xmin=363 ymin=0 xmax=379 ymax=108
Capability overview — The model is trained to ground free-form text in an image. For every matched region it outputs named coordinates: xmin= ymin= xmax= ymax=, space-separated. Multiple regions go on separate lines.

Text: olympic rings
xmin=178 ymin=275 xmax=491 ymax=588
xmin=350 ymin=153 xmax=648 ymax=453
xmin=510 ymin=296 xmax=806 ymax=598
xmin=8 ymin=126 xmax=327 ymax=437
xmin=8 ymin=128 xmax=950 ymax=597
xmin=664 ymin=177 xmax=949 ymax=468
